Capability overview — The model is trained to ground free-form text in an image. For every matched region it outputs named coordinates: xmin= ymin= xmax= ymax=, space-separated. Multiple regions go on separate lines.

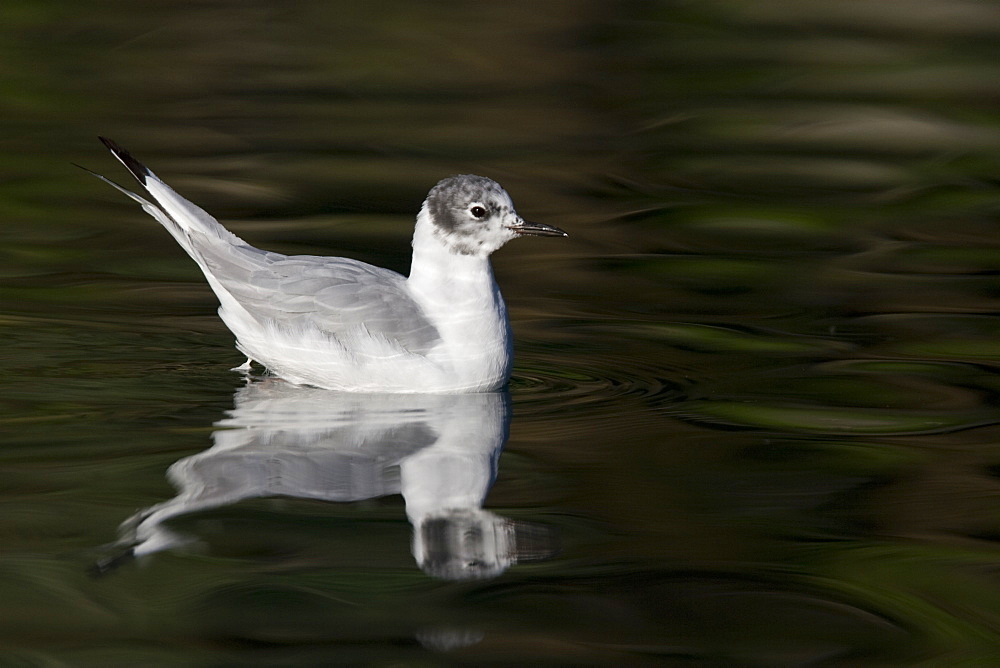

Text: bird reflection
xmin=98 ymin=378 xmax=556 ymax=580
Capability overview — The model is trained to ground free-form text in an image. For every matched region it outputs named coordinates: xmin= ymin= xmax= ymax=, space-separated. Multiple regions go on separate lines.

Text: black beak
xmin=507 ymin=219 xmax=568 ymax=238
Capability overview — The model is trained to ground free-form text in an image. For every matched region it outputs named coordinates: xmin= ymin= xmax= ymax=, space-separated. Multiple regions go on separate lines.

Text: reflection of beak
xmin=506 ymin=218 xmax=569 ymax=237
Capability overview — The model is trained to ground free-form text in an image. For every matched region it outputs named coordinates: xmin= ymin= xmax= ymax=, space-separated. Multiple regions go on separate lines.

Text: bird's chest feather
xmin=421 ymin=284 xmax=509 ymax=355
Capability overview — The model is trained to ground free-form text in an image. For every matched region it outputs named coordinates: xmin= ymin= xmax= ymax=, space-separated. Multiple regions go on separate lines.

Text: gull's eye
xmin=470 ymin=205 xmax=487 ymax=219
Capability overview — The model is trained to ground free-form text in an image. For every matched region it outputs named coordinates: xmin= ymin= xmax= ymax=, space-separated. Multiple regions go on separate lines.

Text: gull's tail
xmin=90 ymin=137 xmax=272 ymax=329
xmin=95 ymin=137 xmax=245 ymax=258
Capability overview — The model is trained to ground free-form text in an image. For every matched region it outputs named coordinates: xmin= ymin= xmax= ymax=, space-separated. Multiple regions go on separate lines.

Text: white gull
xmin=91 ymin=138 xmax=567 ymax=392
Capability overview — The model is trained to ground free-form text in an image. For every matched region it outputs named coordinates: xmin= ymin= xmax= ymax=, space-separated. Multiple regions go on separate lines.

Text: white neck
xmin=407 ymin=207 xmax=495 ymax=294
xmin=405 ymin=207 xmax=512 ymax=390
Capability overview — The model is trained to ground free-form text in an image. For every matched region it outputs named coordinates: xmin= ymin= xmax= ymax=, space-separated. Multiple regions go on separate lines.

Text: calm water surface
xmin=3 ymin=0 xmax=1000 ymax=664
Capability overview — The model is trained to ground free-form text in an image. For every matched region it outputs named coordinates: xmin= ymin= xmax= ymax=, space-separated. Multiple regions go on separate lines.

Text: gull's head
xmin=421 ymin=175 xmax=567 ymax=257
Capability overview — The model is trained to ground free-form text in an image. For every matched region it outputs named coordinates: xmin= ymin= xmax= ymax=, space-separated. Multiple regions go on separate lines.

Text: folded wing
xmin=208 ymin=250 xmax=441 ymax=354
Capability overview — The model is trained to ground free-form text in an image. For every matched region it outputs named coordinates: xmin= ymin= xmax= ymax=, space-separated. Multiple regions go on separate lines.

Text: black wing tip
xmin=88 ymin=546 xmax=136 ymax=578
xmin=99 ymin=136 xmax=149 ymax=186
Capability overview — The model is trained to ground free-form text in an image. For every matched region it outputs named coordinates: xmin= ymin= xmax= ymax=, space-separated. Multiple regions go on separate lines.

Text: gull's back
xmin=198 ymin=245 xmax=441 ymax=354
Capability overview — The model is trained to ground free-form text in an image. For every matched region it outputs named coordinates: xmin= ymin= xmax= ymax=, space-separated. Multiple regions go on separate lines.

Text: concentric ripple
xmin=510 ymin=348 xmax=687 ymax=419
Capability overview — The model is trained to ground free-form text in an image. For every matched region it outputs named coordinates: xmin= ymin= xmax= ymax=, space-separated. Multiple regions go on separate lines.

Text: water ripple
xmin=511 ymin=352 xmax=685 ymax=418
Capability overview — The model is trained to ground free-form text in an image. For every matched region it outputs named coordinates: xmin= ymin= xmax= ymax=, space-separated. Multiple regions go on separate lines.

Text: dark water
xmin=4 ymin=0 xmax=1000 ymax=664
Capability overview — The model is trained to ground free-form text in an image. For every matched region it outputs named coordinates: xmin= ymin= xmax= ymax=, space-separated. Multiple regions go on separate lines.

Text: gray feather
xmin=196 ymin=245 xmax=441 ymax=353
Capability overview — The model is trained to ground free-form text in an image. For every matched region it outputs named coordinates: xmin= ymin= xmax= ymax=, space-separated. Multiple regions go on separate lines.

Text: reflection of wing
xmin=180 ymin=423 xmax=437 ymax=503
xmin=198 ymin=246 xmax=441 ymax=354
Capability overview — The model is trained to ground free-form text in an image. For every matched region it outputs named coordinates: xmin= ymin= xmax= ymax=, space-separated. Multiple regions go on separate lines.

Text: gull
xmin=91 ymin=137 xmax=567 ymax=393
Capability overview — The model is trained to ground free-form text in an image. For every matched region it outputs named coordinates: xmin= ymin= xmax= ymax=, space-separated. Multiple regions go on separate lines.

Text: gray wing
xmin=200 ymin=244 xmax=441 ymax=354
